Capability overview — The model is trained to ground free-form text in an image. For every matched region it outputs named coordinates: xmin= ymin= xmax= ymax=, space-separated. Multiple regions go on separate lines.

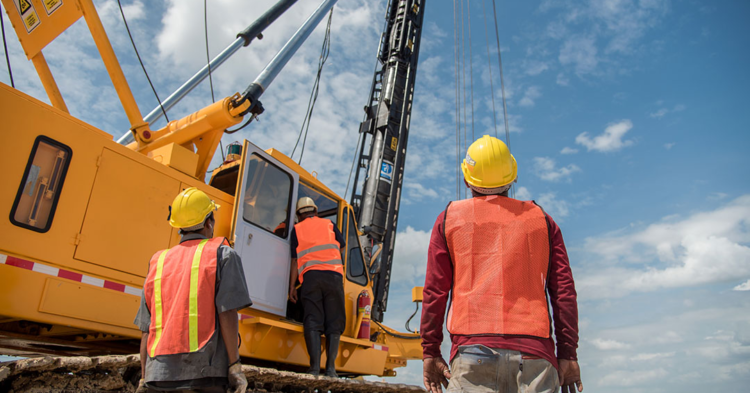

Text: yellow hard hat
xmin=461 ymin=135 xmax=517 ymax=189
xmin=169 ymin=187 xmax=220 ymax=229
xmin=296 ymin=197 xmax=317 ymax=214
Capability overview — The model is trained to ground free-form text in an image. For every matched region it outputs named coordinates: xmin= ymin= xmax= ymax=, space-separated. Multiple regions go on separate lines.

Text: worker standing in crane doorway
xmin=289 ymin=197 xmax=347 ymax=378
xmin=134 ymin=187 xmax=252 ymax=393
xmin=420 ymin=135 xmax=583 ymax=393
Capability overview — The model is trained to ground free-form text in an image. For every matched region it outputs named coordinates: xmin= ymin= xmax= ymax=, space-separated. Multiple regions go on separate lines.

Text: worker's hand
xmin=423 ymin=356 xmax=451 ymax=393
xmin=558 ymin=359 xmax=583 ymax=392
xmin=289 ymin=287 xmax=298 ymax=303
xmin=227 ymin=361 xmax=248 ymax=393
xmin=134 ymin=378 xmax=148 ymax=393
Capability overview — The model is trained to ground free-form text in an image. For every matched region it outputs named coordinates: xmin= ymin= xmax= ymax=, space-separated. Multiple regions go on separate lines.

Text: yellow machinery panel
xmin=73 ymin=148 xmax=181 ymax=277
xmin=0 ymin=0 xmax=82 ymax=59
xmin=151 ymin=143 xmax=199 ymax=177
xmin=0 ymin=263 xmax=139 ymax=339
xmin=39 ymin=277 xmax=140 ymax=329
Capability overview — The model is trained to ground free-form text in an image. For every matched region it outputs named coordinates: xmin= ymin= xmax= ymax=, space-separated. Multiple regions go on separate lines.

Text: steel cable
xmin=460 ymin=0 xmax=468 ymax=200
xmin=117 ymin=0 xmax=168 ymax=123
xmin=1 ymin=5 xmax=14 ymax=88
xmin=467 ymin=0 xmax=475 ymax=143
xmin=481 ymin=0 xmax=499 ymax=139
xmin=490 ymin=0 xmax=514 ymax=198
xmin=290 ymin=8 xmax=334 ymax=165
xmin=454 ymin=0 xmax=462 ymax=201
xmin=204 ymin=0 xmax=224 ymax=161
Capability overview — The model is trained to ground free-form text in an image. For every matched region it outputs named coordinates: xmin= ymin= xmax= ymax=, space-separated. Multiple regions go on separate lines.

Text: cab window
xmin=11 ymin=136 xmax=72 ymax=233
xmin=241 ymin=153 xmax=292 ymax=238
xmin=346 ymin=209 xmax=368 ymax=286
xmin=298 ymin=183 xmax=338 ymax=226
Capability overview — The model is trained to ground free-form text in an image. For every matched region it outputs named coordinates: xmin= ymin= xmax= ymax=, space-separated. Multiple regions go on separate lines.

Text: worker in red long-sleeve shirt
xmin=421 ymin=135 xmax=583 ymax=393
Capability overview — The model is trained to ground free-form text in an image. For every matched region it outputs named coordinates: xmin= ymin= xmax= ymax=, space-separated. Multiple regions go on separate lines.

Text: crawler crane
xmin=0 ymin=0 xmax=426 ymax=391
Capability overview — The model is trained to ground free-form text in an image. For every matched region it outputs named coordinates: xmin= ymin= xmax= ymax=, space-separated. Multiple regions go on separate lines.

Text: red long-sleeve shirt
xmin=420 ymin=206 xmax=579 ymax=370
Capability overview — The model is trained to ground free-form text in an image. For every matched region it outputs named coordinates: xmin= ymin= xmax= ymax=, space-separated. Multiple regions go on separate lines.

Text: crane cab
xmin=208 ymin=140 xmax=371 ymax=324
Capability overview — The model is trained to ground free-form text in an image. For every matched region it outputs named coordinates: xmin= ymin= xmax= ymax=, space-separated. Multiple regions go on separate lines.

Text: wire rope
xmin=1 ymin=5 xmax=14 ymax=88
xmin=460 ymin=0 xmax=468 ymax=200
xmin=204 ymin=0 xmax=224 ymax=161
xmin=372 ymin=320 xmax=420 ymax=340
xmin=481 ymin=0 xmax=499 ymax=139
xmin=290 ymin=9 xmax=333 ymax=165
xmin=453 ymin=0 xmax=461 ymax=200
xmin=490 ymin=0 xmax=514 ymax=198
xmin=404 ymin=301 xmax=419 ymax=333
xmin=116 ymin=0 xmax=168 ymax=123
xmin=467 ymin=0 xmax=475 ymax=143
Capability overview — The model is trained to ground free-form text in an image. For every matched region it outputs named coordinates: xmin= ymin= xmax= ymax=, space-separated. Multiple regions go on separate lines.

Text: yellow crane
xmin=0 ymin=0 xmax=425 ymax=385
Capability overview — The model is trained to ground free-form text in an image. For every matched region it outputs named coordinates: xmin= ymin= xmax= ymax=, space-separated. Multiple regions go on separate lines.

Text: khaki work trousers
xmin=447 ymin=345 xmax=559 ymax=393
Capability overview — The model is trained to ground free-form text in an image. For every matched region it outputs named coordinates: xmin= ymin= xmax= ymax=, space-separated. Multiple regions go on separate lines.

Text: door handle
xmin=247 ymin=232 xmax=253 ymax=246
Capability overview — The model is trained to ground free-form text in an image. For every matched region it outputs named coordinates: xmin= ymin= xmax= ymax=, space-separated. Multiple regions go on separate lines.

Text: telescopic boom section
xmin=117 ymin=0 xmax=299 ymax=145
xmin=120 ymin=0 xmax=337 ymax=180
xmin=349 ymin=0 xmax=425 ymax=322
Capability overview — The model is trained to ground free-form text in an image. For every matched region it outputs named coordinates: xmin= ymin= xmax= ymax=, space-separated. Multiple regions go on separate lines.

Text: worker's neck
xmin=471 ymin=190 xmax=510 ymax=198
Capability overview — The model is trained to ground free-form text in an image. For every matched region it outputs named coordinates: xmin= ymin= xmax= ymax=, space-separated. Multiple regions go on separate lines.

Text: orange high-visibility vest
xmin=144 ymin=237 xmax=227 ymax=357
xmin=295 ymin=217 xmax=343 ymax=283
xmin=445 ymin=196 xmax=551 ymax=338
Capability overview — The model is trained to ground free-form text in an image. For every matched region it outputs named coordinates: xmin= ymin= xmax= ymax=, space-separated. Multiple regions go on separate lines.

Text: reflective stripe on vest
xmin=145 ymin=237 xmax=225 ymax=357
xmin=295 ymin=217 xmax=342 ymax=283
xmin=445 ymin=196 xmax=551 ymax=338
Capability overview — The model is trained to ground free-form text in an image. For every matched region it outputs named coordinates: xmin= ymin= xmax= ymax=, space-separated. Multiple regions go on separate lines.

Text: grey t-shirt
xmin=133 ymin=233 xmax=252 ymax=385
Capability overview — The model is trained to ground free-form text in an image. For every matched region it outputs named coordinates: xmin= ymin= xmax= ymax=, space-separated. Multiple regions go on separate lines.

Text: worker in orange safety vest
xmin=288 ymin=197 xmax=346 ymax=377
xmin=134 ymin=187 xmax=252 ymax=393
xmin=421 ymin=136 xmax=583 ymax=393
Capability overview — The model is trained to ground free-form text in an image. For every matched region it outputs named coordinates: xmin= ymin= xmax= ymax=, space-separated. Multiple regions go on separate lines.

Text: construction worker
xmin=133 ymin=187 xmax=252 ymax=393
xmin=288 ymin=197 xmax=346 ymax=377
xmin=421 ymin=135 xmax=582 ymax=393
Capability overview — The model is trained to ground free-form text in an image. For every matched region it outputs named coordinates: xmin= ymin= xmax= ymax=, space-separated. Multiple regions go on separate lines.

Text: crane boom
xmin=350 ymin=0 xmax=425 ymax=322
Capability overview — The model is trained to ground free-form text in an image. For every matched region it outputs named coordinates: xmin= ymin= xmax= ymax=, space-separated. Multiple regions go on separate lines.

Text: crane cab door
xmin=231 ymin=141 xmax=298 ymax=316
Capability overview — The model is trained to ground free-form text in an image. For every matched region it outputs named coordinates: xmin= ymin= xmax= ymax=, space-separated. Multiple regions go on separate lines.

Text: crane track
xmin=0 ymin=355 xmax=425 ymax=393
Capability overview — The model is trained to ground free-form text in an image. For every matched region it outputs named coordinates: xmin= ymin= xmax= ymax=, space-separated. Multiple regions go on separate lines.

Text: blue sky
xmin=2 ymin=0 xmax=749 ymax=391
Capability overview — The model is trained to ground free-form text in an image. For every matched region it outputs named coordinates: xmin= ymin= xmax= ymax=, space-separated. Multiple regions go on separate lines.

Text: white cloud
xmin=391 ymin=226 xmax=431 ymax=284
xmin=537 ymin=193 xmax=570 ymax=218
xmin=533 ymin=157 xmax=581 ymax=182
xmin=664 ymin=142 xmax=676 ymax=150
xmin=708 ymin=192 xmax=728 ymax=201
xmin=590 ymin=338 xmax=631 ymax=350
xmin=560 ymin=146 xmax=578 ymax=154
xmin=599 ymin=368 xmax=668 ymax=387
xmin=404 ymin=183 xmax=438 ymax=203
xmin=523 ymin=60 xmax=549 ymax=76
xmin=576 ymin=119 xmax=635 ymax=152
xmin=515 ymin=186 xmax=532 ymax=200
xmin=632 ymin=352 xmax=676 ymax=361
xmin=519 ymin=86 xmax=542 ymax=107
xmin=734 ymin=280 xmax=750 ymax=291
xmin=577 ymin=195 xmax=750 ymax=298
xmin=540 ymin=0 xmax=670 ymax=76
xmin=650 ymin=104 xmax=686 ymax=119
xmin=650 ymin=108 xmax=669 ymax=118
xmin=559 ymin=36 xmax=598 ymax=75
xmin=556 ymin=72 xmax=569 ymax=86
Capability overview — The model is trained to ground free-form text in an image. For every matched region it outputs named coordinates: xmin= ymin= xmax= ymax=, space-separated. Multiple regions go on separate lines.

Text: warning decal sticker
xmin=18 ymin=0 xmax=29 ymax=13
xmin=13 ymin=0 xmax=41 ymax=33
xmin=43 ymin=0 xmax=62 ymax=15
xmin=390 ymin=136 xmax=398 ymax=151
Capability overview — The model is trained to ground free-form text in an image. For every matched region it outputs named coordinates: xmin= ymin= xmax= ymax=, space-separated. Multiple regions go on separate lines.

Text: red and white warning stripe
xmin=372 ymin=343 xmax=389 ymax=352
xmin=0 ymin=253 xmax=141 ymax=296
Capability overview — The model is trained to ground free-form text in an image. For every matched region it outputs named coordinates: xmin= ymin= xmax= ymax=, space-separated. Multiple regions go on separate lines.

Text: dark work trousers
xmin=300 ymin=270 xmax=346 ymax=335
